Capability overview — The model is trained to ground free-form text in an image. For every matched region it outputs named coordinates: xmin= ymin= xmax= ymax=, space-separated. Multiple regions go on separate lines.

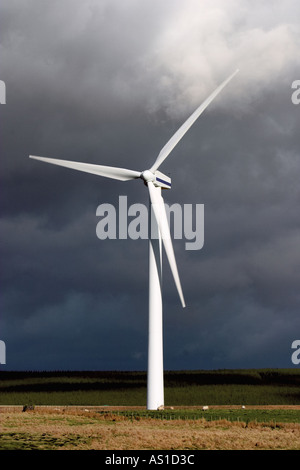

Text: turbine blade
xmin=29 ymin=155 xmax=141 ymax=181
xmin=150 ymin=69 xmax=239 ymax=172
xmin=148 ymin=181 xmax=185 ymax=308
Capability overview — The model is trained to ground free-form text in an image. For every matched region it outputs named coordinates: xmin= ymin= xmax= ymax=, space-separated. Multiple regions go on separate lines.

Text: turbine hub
xmin=141 ymin=170 xmax=155 ymax=183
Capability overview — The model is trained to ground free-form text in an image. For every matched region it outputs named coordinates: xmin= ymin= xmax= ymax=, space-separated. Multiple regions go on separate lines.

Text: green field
xmin=1 ymin=368 xmax=300 ymax=408
xmin=118 ymin=407 xmax=300 ymax=424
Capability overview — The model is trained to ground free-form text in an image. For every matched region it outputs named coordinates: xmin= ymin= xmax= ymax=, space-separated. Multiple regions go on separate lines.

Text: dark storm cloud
xmin=1 ymin=0 xmax=300 ymax=371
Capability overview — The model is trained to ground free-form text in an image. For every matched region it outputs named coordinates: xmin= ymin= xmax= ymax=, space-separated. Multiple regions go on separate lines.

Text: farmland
xmin=0 ymin=368 xmax=300 ymax=407
xmin=1 ymin=405 xmax=300 ymax=450
xmin=1 ymin=369 xmax=300 ymax=450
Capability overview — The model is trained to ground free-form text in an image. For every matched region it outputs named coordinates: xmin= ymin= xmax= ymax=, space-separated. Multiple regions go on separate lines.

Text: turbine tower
xmin=30 ymin=69 xmax=238 ymax=410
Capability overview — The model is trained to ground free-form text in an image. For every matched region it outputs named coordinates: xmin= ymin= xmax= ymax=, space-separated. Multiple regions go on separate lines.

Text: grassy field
xmin=1 ymin=369 xmax=300 ymax=450
xmin=0 ymin=369 xmax=300 ymax=407
xmin=1 ymin=406 xmax=300 ymax=450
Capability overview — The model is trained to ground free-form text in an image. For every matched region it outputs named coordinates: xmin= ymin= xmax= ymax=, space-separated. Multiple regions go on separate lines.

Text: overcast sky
xmin=1 ymin=0 xmax=300 ymax=371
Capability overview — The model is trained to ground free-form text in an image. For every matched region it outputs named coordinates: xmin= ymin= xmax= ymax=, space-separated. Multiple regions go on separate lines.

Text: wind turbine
xmin=30 ymin=69 xmax=239 ymax=410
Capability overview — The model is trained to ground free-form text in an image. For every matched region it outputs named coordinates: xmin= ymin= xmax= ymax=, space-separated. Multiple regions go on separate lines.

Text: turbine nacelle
xmin=141 ymin=169 xmax=171 ymax=190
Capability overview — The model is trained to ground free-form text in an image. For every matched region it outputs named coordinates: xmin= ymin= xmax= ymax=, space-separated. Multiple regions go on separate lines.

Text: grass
xmin=1 ymin=369 xmax=300 ymax=450
xmin=0 ymin=432 xmax=90 ymax=450
xmin=1 ymin=407 xmax=300 ymax=450
xmin=117 ymin=407 xmax=300 ymax=424
xmin=0 ymin=368 xmax=300 ymax=407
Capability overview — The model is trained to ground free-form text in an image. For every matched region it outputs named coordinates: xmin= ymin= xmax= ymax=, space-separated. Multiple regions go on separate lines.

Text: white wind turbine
xmin=30 ymin=69 xmax=238 ymax=410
